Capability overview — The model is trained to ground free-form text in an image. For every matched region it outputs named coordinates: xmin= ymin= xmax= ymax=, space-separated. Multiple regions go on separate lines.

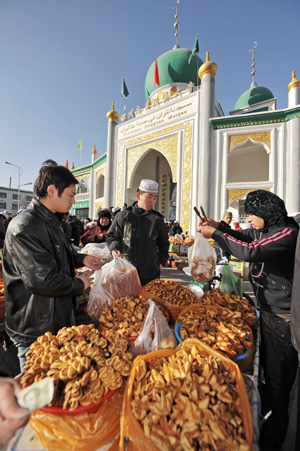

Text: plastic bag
xmin=79 ymin=243 xmax=112 ymax=264
xmin=88 ymin=257 xmax=141 ymax=316
xmin=189 ymin=232 xmax=217 ymax=283
xmin=30 ymin=388 xmax=124 ymax=451
xmin=219 ymin=264 xmax=243 ymax=297
xmin=129 ymin=299 xmax=176 ymax=357
xmin=119 ymin=339 xmax=254 ymax=450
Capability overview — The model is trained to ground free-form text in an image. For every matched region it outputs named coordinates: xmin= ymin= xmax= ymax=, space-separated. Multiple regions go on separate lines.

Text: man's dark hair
xmin=34 ymin=159 xmax=78 ymax=198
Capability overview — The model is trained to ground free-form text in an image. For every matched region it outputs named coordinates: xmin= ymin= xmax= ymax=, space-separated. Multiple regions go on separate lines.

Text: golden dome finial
xmin=288 ymin=71 xmax=300 ymax=91
xmin=106 ymin=102 xmax=119 ymax=122
xmin=92 ymin=144 xmax=97 ymax=155
xmin=71 ymin=162 xmax=75 ymax=170
xmin=198 ymin=51 xmax=217 ymax=80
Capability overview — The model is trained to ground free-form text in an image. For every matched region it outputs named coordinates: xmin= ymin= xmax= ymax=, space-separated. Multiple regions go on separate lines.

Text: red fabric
xmin=154 ymin=57 xmax=160 ymax=86
xmin=80 ymin=225 xmax=108 ymax=245
xmin=64 ymin=159 xmax=69 ymax=168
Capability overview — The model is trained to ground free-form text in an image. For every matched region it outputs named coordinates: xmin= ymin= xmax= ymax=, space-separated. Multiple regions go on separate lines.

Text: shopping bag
xmin=88 ymin=257 xmax=141 ymax=316
xmin=79 ymin=243 xmax=112 ymax=264
xmin=219 ymin=263 xmax=243 ymax=297
xmin=129 ymin=299 xmax=176 ymax=357
xmin=189 ymin=232 xmax=217 ymax=283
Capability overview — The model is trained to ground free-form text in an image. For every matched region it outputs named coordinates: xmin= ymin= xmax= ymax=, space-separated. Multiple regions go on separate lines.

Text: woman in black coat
xmin=199 ymin=190 xmax=299 ymax=451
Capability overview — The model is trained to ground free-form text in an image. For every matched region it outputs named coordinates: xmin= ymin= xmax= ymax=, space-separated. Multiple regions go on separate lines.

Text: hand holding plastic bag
xmin=129 ymin=299 xmax=176 ymax=357
xmin=79 ymin=243 xmax=112 ymax=264
xmin=88 ymin=257 xmax=141 ymax=316
xmin=189 ymin=232 xmax=216 ymax=283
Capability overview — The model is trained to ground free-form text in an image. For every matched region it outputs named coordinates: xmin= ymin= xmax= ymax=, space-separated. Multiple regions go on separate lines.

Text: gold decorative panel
xmin=229 ymin=132 xmax=271 ymax=152
xmin=127 ymin=134 xmax=178 ymax=188
xmin=182 ymin=122 xmax=193 ymax=233
xmin=227 ymin=188 xmax=270 ymax=206
xmin=76 ymin=173 xmax=90 ymax=181
xmin=125 ymin=123 xmax=183 ymax=147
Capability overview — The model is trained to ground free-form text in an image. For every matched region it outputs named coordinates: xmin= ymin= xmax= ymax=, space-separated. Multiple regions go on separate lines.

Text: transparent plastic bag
xmin=129 ymin=299 xmax=176 ymax=357
xmin=88 ymin=257 xmax=141 ymax=317
xmin=189 ymin=232 xmax=217 ymax=283
xmin=79 ymin=243 xmax=112 ymax=264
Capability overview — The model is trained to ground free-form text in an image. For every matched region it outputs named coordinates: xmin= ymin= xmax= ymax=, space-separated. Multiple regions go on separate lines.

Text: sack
xmin=79 ymin=243 xmax=112 ymax=264
xmin=30 ymin=389 xmax=124 ymax=451
xmin=219 ymin=264 xmax=243 ymax=297
xmin=129 ymin=299 xmax=176 ymax=357
xmin=88 ymin=257 xmax=141 ymax=316
xmin=189 ymin=232 xmax=216 ymax=283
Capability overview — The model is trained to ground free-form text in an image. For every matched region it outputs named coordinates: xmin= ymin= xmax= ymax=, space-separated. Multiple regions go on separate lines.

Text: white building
xmin=0 ymin=186 xmax=33 ymax=214
xmin=70 ymin=40 xmax=300 ymax=234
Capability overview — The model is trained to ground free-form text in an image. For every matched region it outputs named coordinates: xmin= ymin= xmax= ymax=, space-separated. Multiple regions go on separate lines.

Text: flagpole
xmin=80 ymin=148 xmax=82 ymax=167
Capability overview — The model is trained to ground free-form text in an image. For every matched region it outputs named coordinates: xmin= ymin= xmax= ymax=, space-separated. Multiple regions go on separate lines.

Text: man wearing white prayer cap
xmin=106 ymin=178 xmax=169 ymax=285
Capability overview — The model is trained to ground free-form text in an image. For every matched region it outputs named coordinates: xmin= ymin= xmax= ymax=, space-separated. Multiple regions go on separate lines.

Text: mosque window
xmin=228 ymin=140 xmax=269 ymax=183
xmin=96 ymin=175 xmax=104 ymax=199
xmin=77 ymin=179 xmax=88 ymax=194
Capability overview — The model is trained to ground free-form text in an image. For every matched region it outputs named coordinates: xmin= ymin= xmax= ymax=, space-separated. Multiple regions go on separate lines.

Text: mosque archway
xmin=128 ymin=148 xmax=174 ymax=219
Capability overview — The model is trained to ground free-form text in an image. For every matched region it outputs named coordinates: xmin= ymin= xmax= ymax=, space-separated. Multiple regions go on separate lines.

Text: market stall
xmin=5 ymin=251 xmax=260 ymax=451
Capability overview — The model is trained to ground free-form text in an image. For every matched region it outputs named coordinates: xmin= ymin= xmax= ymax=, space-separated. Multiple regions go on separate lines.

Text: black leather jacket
xmin=3 ymin=198 xmax=85 ymax=346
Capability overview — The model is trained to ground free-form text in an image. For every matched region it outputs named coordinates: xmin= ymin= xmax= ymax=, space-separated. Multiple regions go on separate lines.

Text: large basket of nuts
xmin=198 ymin=288 xmax=259 ymax=330
xmin=140 ymin=279 xmax=198 ymax=324
xmin=120 ymin=338 xmax=253 ymax=450
xmin=175 ymin=304 xmax=255 ymax=372
xmin=21 ymin=324 xmax=133 ymax=415
xmin=99 ymin=295 xmax=169 ymax=339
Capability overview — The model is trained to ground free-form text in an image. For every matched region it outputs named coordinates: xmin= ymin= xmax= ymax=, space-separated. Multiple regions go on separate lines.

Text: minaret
xmin=288 ymin=71 xmax=300 ymax=107
xmin=286 ymin=71 xmax=300 ymax=213
xmin=90 ymin=145 xmax=98 ymax=219
xmin=104 ymin=102 xmax=119 ymax=208
xmin=198 ymin=52 xmax=217 ymax=216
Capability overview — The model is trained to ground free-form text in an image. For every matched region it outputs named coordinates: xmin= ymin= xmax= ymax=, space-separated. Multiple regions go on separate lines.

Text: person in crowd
xmin=166 ymin=220 xmax=173 ymax=235
xmin=220 ymin=211 xmax=233 ymax=228
xmin=198 ymin=190 xmax=298 ymax=451
xmin=4 ymin=210 xmax=12 ymax=229
xmin=290 ymin=212 xmax=300 ymax=450
xmin=0 ymin=377 xmax=29 ymax=448
xmin=68 ymin=214 xmax=84 ymax=247
xmin=170 ymin=220 xmax=183 ymax=237
xmin=111 ymin=206 xmax=121 ymax=221
xmin=106 ymin=179 xmax=169 ymax=285
xmin=62 ymin=212 xmax=72 ymax=247
xmin=0 ymin=211 xmax=8 ymax=249
xmin=2 ymin=160 xmax=101 ymax=372
xmin=80 ymin=209 xmax=112 ymax=245
xmin=233 ymin=221 xmax=242 ymax=230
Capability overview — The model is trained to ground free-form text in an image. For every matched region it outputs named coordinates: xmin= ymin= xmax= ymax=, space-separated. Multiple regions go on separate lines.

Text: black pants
xmin=259 ymin=310 xmax=298 ymax=450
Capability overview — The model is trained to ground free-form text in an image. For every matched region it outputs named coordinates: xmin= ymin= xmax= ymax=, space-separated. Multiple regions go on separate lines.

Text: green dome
xmin=145 ymin=48 xmax=203 ymax=100
xmin=234 ymin=82 xmax=274 ymax=110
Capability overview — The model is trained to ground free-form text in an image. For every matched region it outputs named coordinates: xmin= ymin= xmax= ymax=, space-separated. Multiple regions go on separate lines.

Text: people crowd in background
xmin=80 ymin=208 xmax=111 ymax=245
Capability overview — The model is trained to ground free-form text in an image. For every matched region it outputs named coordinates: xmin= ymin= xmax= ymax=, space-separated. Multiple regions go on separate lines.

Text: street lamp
xmin=5 ymin=161 xmax=22 ymax=210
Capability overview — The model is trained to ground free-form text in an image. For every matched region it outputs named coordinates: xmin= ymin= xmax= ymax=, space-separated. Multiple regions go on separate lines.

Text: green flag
xmin=193 ymin=33 xmax=199 ymax=53
xmin=77 ymin=138 xmax=82 ymax=150
xmin=121 ymin=77 xmax=129 ymax=98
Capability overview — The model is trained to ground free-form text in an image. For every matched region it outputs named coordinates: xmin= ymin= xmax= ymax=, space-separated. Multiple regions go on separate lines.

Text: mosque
xmin=70 ymin=7 xmax=300 ymax=235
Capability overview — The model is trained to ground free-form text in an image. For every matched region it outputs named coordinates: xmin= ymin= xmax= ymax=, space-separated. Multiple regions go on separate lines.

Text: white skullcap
xmin=174 ymin=220 xmax=179 ymax=224
xmin=16 ymin=207 xmax=26 ymax=215
xmin=0 ymin=212 xmax=8 ymax=220
xmin=138 ymin=179 xmax=158 ymax=193
xmin=112 ymin=206 xmax=121 ymax=213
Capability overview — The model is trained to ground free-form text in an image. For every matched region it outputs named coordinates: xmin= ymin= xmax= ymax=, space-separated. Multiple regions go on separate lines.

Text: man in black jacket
xmin=106 ymin=179 xmax=169 ymax=286
xmin=3 ymin=160 xmax=101 ymax=371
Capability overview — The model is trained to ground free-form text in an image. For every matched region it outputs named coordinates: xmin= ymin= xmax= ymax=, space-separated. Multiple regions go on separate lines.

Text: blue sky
xmin=0 ymin=0 xmax=299 ymax=189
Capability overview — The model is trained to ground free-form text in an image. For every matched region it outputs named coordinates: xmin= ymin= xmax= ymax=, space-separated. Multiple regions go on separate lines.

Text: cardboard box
xmin=178 ymin=245 xmax=188 ymax=255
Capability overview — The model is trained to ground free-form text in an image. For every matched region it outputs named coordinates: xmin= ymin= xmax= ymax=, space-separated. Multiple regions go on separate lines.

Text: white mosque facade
xmin=70 ymin=47 xmax=300 ymax=235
